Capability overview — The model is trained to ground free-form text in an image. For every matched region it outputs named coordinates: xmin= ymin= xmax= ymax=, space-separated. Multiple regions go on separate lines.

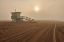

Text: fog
xmin=0 ymin=0 xmax=64 ymax=21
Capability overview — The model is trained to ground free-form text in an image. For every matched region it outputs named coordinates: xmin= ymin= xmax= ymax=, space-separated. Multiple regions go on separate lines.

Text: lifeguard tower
xmin=11 ymin=10 xmax=22 ymax=22
xmin=11 ymin=10 xmax=35 ymax=22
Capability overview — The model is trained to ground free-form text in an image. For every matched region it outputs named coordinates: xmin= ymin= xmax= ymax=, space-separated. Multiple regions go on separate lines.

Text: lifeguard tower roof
xmin=11 ymin=12 xmax=21 ymax=13
xmin=11 ymin=9 xmax=22 ymax=14
xmin=11 ymin=12 xmax=21 ymax=14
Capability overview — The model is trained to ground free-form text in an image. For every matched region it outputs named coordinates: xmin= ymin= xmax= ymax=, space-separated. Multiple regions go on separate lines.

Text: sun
xmin=35 ymin=7 xmax=39 ymax=11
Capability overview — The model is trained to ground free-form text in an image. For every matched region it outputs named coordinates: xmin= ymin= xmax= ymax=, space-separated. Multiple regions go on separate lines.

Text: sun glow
xmin=35 ymin=7 xmax=39 ymax=11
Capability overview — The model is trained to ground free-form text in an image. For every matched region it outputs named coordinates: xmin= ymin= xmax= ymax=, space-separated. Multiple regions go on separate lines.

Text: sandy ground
xmin=0 ymin=21 xmax=64 ymax=42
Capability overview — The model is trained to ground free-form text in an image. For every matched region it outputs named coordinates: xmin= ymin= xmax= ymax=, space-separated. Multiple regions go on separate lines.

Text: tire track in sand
xmin=24 ymin=23 xmax=53 ymax=42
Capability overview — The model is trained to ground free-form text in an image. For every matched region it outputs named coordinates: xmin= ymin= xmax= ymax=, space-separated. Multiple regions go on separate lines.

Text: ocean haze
xmin=0 ymin=0 xmax=64 ymax=21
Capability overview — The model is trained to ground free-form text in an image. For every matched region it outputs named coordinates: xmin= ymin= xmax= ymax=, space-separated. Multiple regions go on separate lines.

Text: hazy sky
xmin=0 ymin=0 xmax=64 ymax=21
